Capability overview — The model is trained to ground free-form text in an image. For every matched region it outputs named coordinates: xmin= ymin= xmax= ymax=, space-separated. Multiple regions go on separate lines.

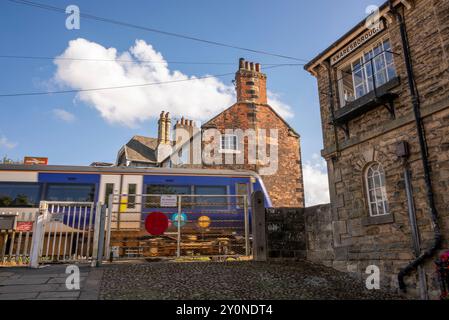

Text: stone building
xmin=116 ymin=59 xmax=304 ymax=208
xmin=305 ymin=0 xmax=448 ymax=298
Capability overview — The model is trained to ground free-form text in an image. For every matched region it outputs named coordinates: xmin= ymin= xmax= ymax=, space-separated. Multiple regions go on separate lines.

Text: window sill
xmin=334 ymin=76 xmax=400 ymax=125
xmin=362 ymin=213 xmax=394 ymax=226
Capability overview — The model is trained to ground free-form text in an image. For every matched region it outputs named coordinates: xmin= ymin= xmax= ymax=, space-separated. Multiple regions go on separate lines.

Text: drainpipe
xmin=398 ymin=141 xmax=428 ymax=299
xmin=323 ymin=62 xmax=340 ymax=156
xmin=389 ymin=0 xmax=442 ymax=292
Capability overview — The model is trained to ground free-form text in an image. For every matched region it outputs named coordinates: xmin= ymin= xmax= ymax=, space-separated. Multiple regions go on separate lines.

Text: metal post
xmin=1 ymin=232 xmax=8 ymax=263
xmin=96 ymin=205 xmax=107 ymax=267
xmin=243 ymin=195 xmax=250 ymax=256
xmin=103 ymin=195 xmax=114 ymax=260
xmin=91 ymin=202 xmax=102 ymax=267
xmin=371 ymin=59 xmax=377 ymax=97
xmin=30 ymin=202 xmax=48 ymax=268
xmin=177 ymin=195 xmax=182 ymax=258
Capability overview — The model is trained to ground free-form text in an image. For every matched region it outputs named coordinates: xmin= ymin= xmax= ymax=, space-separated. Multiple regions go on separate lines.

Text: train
xmin=0 ymin=164 xmax=271 ymax=259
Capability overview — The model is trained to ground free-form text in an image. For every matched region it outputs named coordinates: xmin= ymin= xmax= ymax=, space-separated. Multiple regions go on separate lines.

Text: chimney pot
xmin=255 ymin=63 xmax=261 ymax=72
xmin=250 ymin=62 xmax=255 ymax=71
xmin=245 ymin=61 xmax=249 ymax=70
xmin=239 ymin=58 xmax=245 ymax=69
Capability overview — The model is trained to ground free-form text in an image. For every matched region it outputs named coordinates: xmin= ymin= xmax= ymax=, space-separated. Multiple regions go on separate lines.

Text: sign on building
xmin=330 ymin=21 xmax=385 ymax=66
xmin=24 ymin=157 xmax=48 ymax=165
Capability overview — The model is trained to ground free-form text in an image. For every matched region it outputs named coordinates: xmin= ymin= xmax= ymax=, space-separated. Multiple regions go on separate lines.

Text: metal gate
xmin=105 ymin=194 xmax=251 ymax=260
xmin=0 ymin=211 xmax=38 ymax=266
xmin=29 ymin=201 xmax=100 ymax=267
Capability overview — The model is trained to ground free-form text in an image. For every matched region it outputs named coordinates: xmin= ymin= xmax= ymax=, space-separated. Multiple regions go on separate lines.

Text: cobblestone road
xmin=99 ymin=260 xmax=404 ymax=300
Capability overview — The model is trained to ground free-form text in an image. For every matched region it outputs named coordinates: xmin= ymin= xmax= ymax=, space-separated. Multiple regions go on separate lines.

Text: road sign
xmin=198 ymin=216 xmax=211 ymax=229
xmin=171 ymin=213 xmax=187 ymax=227
xmin=145 ymin=212 xmax=169 ymax=235
xmin=16 ymin=221 xmax=34 ymax=232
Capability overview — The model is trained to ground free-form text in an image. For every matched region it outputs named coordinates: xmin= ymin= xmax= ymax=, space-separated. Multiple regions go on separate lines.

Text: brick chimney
xmin=235 ymin=58 xmax=267 ymax=104
xmin=158 ymin=111 xmax=167 ymax=144
xmin=156 ymin=110 xmax=172 ymax=162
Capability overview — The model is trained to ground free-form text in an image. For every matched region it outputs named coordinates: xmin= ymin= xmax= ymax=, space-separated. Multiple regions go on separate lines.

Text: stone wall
xmin=303 ymin=0 xmax=449 ymax=299
xmin=266 ymin=205 xmax=333 ymax=263
xmin=266 ymin=203 xmax=445 ymax=298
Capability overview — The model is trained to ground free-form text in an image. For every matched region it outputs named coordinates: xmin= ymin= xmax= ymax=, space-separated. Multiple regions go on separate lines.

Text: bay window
xmin=338 ymin=38 xmax=397 ymax=107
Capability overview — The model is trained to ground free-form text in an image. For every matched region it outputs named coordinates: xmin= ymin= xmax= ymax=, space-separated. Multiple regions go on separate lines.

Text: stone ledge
xmin=362 ymin=214 xmax=395 ymax=226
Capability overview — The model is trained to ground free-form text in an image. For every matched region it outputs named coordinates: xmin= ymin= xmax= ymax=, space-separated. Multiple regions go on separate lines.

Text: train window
xmin=127 ymin=184 xmax=137 ymax=209
xmin=45 ymin=184 xmax=95 ymax=202
xmin=194 ymin=185 xmax=228 ymax=207
xmin=144 ymin=185 xmax=192 ymax=208
xmin=104 ymin=183 xmax=114 ymax=206
xmin=0 ymin=182 xmax=41 ymax=208
xmin=236 ymin=183 xmax=249 ymax=209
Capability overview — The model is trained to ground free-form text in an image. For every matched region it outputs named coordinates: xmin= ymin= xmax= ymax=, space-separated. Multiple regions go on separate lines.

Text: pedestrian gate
xmin=29 ymin=201 xmax=101 ymax=267
xmin=104 ymin=194 xmax=251 ymax=260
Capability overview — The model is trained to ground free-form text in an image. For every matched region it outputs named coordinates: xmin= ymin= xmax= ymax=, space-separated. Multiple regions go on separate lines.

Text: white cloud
xmin=0 ymin=136 xmax=17 ymax=149
xmin=53 ymin=38 xmax=294 ymax=127
xmin=303 ymin=154 xmax=330 ymax=206
xmin=53 ymin=109 xmax=76 ymax=123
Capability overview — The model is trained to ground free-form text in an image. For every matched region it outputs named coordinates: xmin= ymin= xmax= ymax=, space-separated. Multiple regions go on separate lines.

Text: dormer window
xmin=337 ymin=38 xmax=397 ymax=108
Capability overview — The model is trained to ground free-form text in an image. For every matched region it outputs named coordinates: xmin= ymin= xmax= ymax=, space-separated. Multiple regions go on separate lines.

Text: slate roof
xmin=121 ymin=135 xmax=158 ymax=164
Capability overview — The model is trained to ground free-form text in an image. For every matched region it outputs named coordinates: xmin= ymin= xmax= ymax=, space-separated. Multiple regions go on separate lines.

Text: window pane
xmin=146 ymin=185 xmax=190 ymax=195
xmin=127 ymin=184 xmax=137 ymax=209
xmin=371 ymin=203 xmax=378 ymax=216
xmin=387 ymin=65 xmax=397 ymax=80
xmin=45 ymin=184 xmax=95 ymax=202
xmin=365 ymin=163 xmax=389 ymax=217
xmin=236 ymin=183 xmax=248 ymax=208
xmin=195 ymin=185 xmax=227 ymax=206
xmin=0 ymin=183 xmax=41 ymax=208
xmin=104 ymin=183 xmax=114 ymax=206
xmin=145 ymin=185 xmax=191 ymax=208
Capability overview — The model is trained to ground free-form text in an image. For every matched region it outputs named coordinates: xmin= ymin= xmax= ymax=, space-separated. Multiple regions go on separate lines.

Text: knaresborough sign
xmin=330 ymin=21 xmax=386 ymax=66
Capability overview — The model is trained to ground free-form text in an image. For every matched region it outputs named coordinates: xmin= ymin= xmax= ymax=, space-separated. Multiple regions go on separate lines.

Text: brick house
xmin=305 ymin=0 xmax=448 ymax=298
xmin=117 ymin=59 xmax=304 ymax=208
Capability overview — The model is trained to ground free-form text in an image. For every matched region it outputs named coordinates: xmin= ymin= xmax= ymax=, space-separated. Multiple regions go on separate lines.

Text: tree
xmin=1 ymin=155 xmax=22 ymax=164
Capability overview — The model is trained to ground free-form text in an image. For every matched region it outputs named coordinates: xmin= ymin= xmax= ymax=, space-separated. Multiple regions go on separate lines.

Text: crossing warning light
xmin=145 ymin=212 xmax=169 ymax=236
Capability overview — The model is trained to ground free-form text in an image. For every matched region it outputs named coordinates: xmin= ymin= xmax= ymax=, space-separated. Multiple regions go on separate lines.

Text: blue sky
xmin=0 ymin=0 xmax=384 ymax=167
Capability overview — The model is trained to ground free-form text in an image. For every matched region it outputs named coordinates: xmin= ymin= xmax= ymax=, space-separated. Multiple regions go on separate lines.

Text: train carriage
xmin=0 ymin=164 xmax=271 ymax=261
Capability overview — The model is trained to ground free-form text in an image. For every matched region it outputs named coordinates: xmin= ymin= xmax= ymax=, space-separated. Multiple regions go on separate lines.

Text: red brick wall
xmin=204 ymin=102 xmax=304 ymax=208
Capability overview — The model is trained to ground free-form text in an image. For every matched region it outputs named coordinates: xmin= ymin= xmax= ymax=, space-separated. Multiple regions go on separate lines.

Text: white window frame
xmin=365 ymin=162 xmax=390 ymax=217
xmin=220 ymin=134 xmax=239 ymax=154
xmin=337 ymin=36 xmax=397 ymax=107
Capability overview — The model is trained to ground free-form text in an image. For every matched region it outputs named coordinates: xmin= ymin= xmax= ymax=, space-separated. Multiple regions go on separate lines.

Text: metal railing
xmin=105 ymin=194 xmax=251 ymax=260
xmin=0 ymin=211 xmax=38 ymax=265
xmin=29 ymin=201 xmax=97 ymax=266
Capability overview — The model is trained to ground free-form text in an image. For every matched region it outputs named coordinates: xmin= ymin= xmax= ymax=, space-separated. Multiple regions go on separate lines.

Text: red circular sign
xmin=145 ymin=212 xmax=169 ymax=235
